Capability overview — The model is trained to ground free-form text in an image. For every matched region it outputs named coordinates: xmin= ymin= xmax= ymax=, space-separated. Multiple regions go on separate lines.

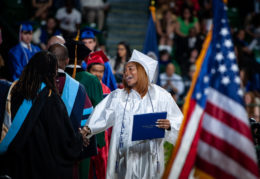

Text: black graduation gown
xmin=0 ymin=88 xmax=83 ymax=179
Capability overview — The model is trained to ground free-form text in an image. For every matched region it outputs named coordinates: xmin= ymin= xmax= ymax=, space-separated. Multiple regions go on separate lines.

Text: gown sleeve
xmin=8 ymin=49 xmax=23 ymax=81
xmin=44 ymin=93 xmax=83 ymax=165
xmin=87 ymin=75 xmax=103 ymax=107
xmin=164 ymin=92 xmax=183 ymax=144
xmin=86 ymin=91 xmax=116 ymax=137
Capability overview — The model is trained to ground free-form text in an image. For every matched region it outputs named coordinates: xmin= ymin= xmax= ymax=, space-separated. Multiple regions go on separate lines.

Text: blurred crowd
xmin=0 ymin=0 xmax=260 ymax=122
xmin=154 ymin=0 xmax=260 ymax=123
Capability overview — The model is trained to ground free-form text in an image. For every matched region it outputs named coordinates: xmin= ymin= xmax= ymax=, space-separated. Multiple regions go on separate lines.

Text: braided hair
xmin=11 ymin=51 xmax=58 ymax=100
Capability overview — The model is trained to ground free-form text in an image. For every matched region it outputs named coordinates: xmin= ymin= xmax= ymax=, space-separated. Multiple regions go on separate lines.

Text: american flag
xmin=163 ymin=0 xmax=259 ymax=178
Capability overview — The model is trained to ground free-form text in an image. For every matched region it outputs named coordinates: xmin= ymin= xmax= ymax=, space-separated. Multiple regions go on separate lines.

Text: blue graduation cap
xmin=19 ymin=21 xmax=33 ymax=32
xmin=80 ymin=27 xmax=100 ymax=39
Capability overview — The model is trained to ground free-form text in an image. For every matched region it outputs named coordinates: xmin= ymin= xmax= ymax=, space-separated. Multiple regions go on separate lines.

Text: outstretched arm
xmin=86 ymin=92 xmax=116 ymax=137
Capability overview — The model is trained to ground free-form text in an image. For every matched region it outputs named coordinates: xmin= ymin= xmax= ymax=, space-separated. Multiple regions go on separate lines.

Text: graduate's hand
xmin=79 ymin=126 xmax=91 ymax=137
xmin=156 ymin=119 xmax=171 ymax=130
xmin=79 ymin=127 xmax=90 ymax=147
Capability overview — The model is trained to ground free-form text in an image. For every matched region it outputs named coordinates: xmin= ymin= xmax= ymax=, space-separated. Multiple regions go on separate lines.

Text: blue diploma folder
xmin=132 ymin=112 xmax=167 ymax=141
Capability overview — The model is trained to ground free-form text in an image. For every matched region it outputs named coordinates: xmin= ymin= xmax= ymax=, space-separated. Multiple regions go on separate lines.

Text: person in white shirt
xmin=80 ymin=0 xmax=108 ymax=30
xmin=160 ymin=63 xmax=184 ymax=98
xmin=56 ymin=0 xmax=81 ymax=37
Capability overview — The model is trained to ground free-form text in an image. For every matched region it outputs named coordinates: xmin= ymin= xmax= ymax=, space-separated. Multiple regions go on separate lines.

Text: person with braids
xmin=0 ymin=51 xmax=87 ymax=179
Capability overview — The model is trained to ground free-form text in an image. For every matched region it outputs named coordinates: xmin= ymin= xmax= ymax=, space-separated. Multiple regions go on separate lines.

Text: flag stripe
xmin=200 ymin=128 xmax=259 ymax=176
xmin=198 ymin=140 xmax=258 ymax=179
xmin=168 ymin=102 xmax=203 ymax=179
xmin=207 ymin=87 xmax=248 ymax=124
xmin=202 ymin=113 xmax=257 ymax=162
xmin=178 ymin=113 xmax=204 ymax=179
xmin=196 ymin=156 xmax=236 ymax=179
xmin=205 ymin=101 xmax=252 ymax=139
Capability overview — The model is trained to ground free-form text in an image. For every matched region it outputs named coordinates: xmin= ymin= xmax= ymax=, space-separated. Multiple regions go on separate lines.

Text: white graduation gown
xmin=87 ymin=84 xmax=183 ymax=179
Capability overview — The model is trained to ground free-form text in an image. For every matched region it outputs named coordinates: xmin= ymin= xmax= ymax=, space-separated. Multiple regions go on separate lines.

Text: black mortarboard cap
xmin=65 ymin=39 xmax=91 ymax=61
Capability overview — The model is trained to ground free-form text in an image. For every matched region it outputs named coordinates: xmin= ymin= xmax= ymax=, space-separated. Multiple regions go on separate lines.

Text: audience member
xmin=56 ymin=0 xmax=81 ymax=38
xmin=245 ymin=91 xmax=260 ymax=122
xmin=175 ymin=6 xmax=199 ymax=38
xmin=110 ymin=41 xmax=131 ymax=85
xmin=33 ymin=16 xmax=61 ymax=50
xmin=80 ymin=0 xmax=109 ymax=30
xmin=174 ymin=5 xmax=199 ymax=74
xmin=31 ymin=0 xmax=53 ymax=20
xmin=160 ymin=63 xmax=184 ymax=99
xmin=159 ymin=49 xmax=171 ymax=73
xmin=156 ymin=9 xmax=176 ymax=53
xmin=180 ymin=63 xmax=196 ymax=100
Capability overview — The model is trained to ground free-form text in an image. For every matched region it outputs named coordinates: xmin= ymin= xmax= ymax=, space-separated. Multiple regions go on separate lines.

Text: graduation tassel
xmin=72 ymin=30 xmax=80 ymax=79
xmin=72 ymin=45 xmax=77 ymax=79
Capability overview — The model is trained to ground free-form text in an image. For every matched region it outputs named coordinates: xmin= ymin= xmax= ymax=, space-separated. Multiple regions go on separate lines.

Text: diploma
xmin=132 ymin=112 xmax=167 ymax=141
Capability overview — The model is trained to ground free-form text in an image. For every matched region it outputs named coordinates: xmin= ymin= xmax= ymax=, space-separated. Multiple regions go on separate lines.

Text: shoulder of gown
xmin=9 ymin=44 xmax=22 ymax=55
xmin=150 ymin=83 xmax=172 ymax=99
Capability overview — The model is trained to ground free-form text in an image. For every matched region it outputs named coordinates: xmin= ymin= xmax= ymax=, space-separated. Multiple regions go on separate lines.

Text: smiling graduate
xmin=84 ymin=49 xmax=183 ymax=179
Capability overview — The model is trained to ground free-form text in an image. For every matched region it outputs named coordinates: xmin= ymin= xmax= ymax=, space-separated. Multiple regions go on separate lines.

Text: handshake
xmin=79 ymin=126 xmax=91 ymax=147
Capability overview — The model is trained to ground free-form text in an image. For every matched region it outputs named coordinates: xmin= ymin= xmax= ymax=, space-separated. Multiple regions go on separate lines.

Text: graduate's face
xmin=82 ymin=39 xmax=96 ymax=51
xmin=89 ymin=64 xmax=105 ymax=81
xmin=124 ymin=62 xmax=138 ymax=88
xmin=21 ymin=31 xmax=32 ymax=44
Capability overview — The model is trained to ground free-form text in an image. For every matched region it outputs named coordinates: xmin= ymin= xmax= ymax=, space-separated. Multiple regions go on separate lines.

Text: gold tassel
xmin=72 ymin=29 xmax=80 ymax=79
xmin=149 ymin=0 xmax=156 ymax=22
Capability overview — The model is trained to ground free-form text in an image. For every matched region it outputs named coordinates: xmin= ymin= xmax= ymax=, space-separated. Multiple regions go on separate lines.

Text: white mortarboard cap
xmin=128 ymin=49 xmax=158 ymax=82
